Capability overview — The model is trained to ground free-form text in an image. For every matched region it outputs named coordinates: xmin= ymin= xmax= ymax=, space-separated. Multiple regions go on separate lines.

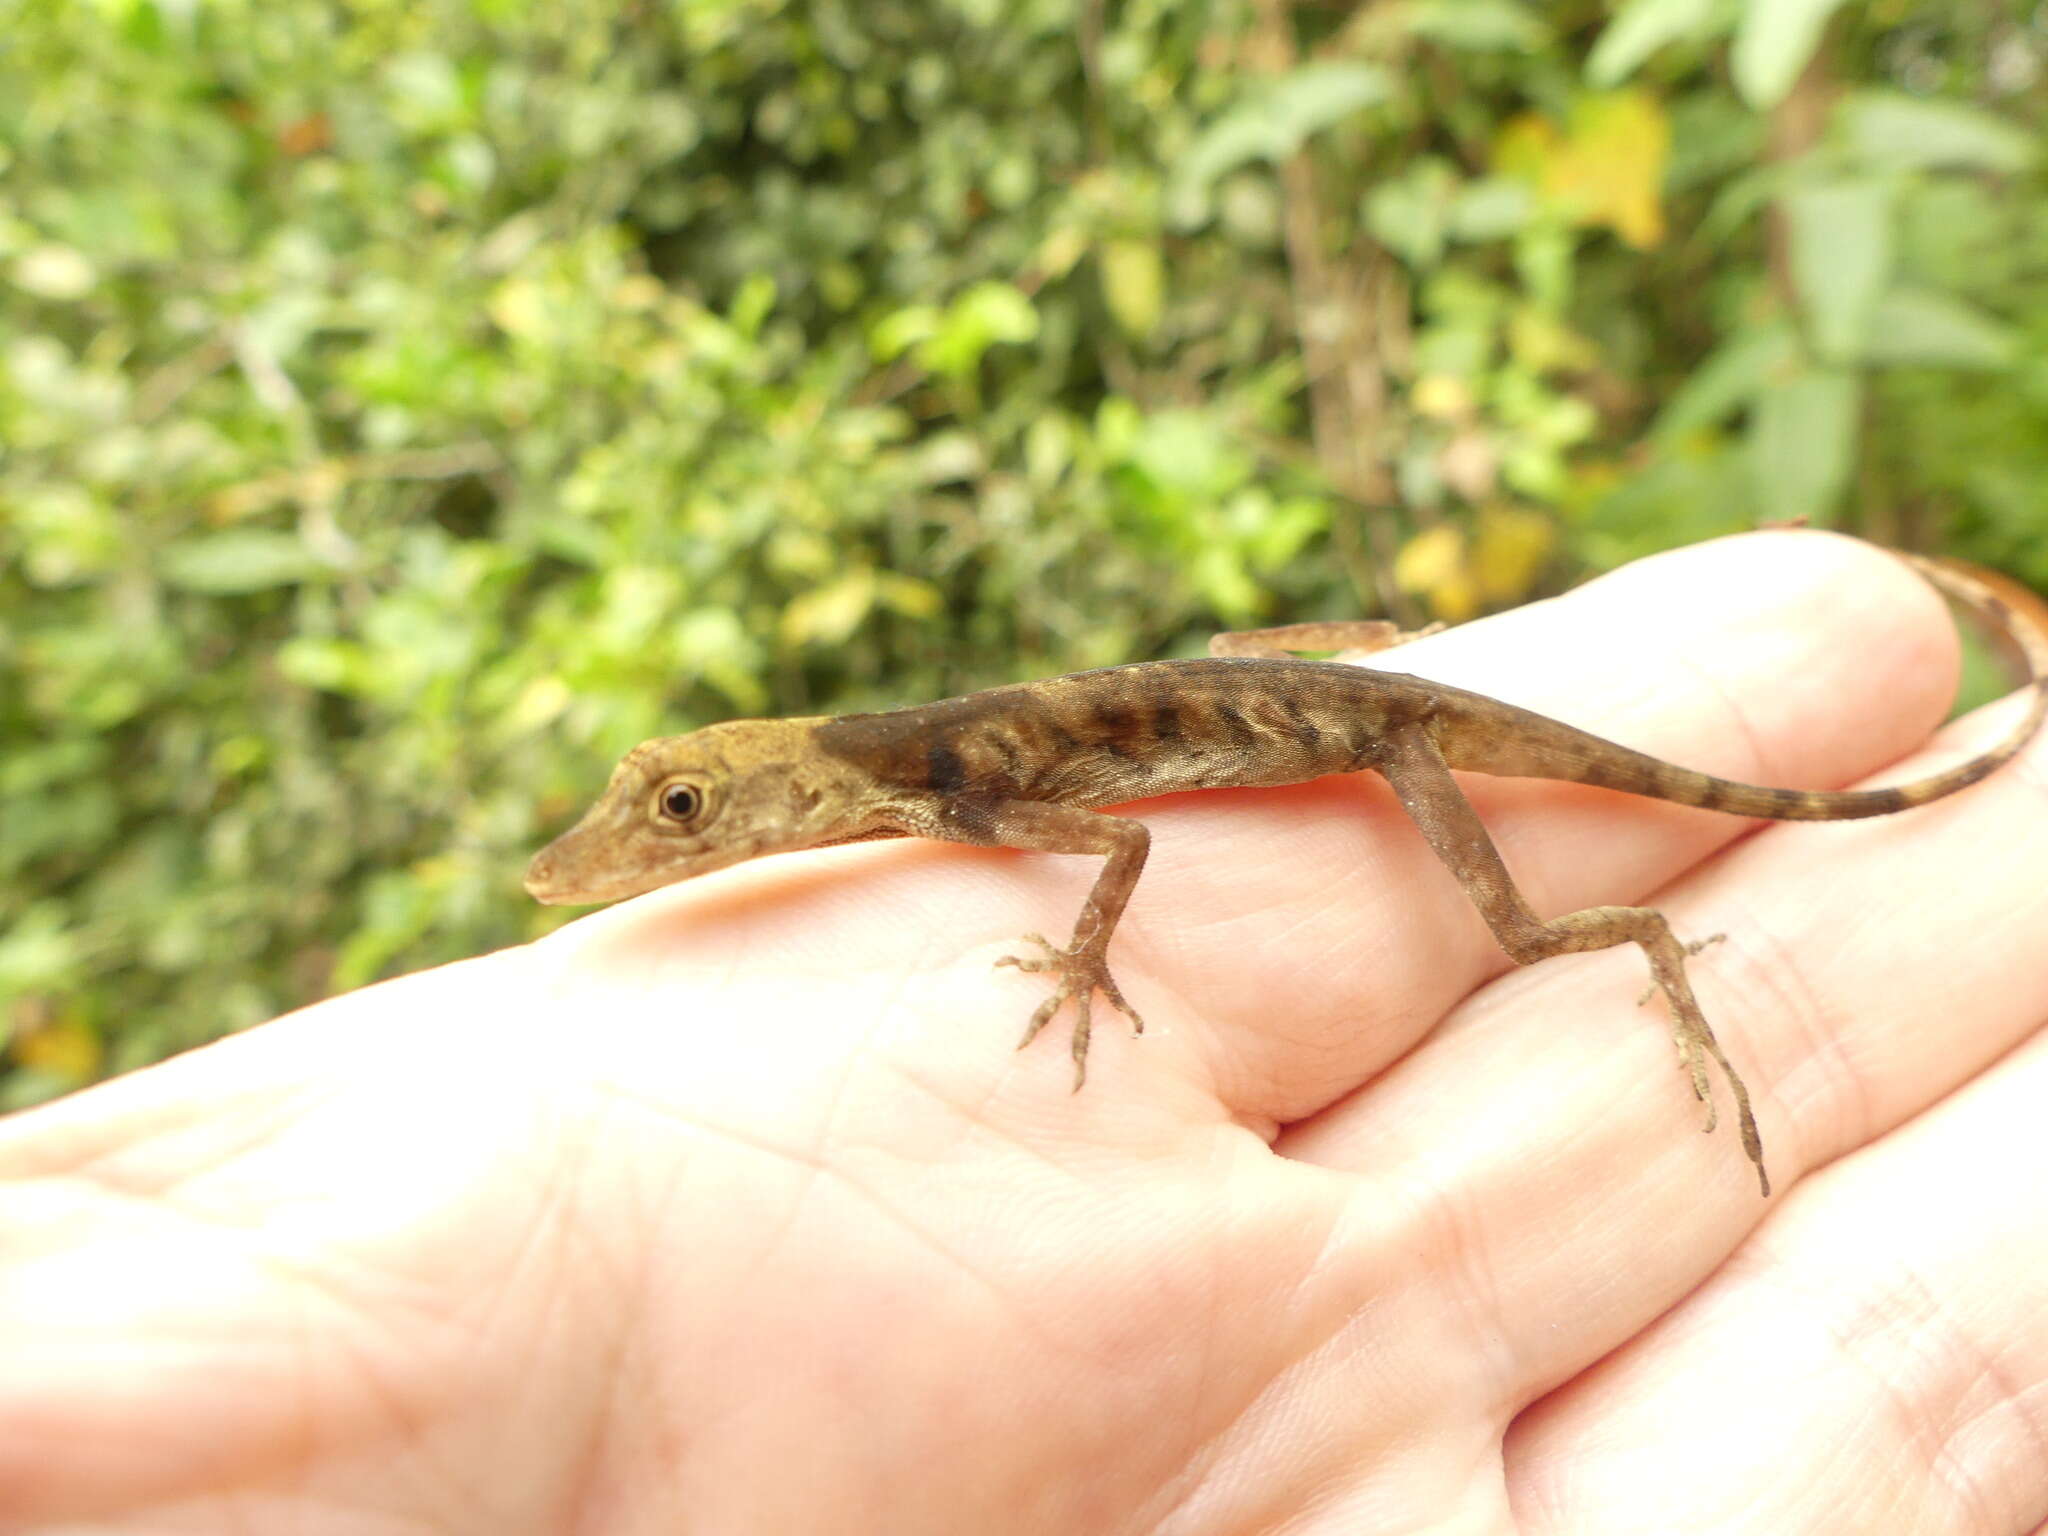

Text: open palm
xmin=5 ymin=533 xmax=2045 ymax=1535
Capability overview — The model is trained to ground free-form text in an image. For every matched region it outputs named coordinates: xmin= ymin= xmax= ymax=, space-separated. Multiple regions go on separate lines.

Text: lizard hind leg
xmin=1377 ymin=728 xmax=1772 ymax=1197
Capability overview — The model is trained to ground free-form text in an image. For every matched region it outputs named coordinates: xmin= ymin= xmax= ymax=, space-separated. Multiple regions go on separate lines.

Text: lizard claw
xmin=998 ymin=933 xmax=1144 ymax=1089
xmin=994 ymin=933 xmax=1061 ymax=975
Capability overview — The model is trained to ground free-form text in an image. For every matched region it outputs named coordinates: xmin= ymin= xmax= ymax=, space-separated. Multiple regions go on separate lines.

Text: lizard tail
xmin=1432 ymin=548 xmax=2048 ymax=821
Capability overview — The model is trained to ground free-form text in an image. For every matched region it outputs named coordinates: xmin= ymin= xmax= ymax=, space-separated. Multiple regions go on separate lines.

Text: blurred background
xmin=3 ymin=0 xmax=2045 ymax=1103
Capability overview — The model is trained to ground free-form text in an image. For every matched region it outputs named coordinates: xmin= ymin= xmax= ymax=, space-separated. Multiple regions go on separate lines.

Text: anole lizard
xmin=527 ymin=548 xmax=2047 ymax=1196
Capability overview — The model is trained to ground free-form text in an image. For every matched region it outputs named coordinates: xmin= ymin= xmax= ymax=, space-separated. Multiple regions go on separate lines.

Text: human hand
xmin=5 ymin=533 xmax=2044 ymax=1534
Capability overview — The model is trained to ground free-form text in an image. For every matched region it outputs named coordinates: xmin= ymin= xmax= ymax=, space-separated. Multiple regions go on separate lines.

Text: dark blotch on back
xmin=1277 ymin=693 xmax=1323 ymax=751
xmin=1148 ymin=700 xmax=1183 ymax=745
xmin=1212 ymin=700 xmax=1258 ymax=749
xmin=926 ymin=741 xmax=967 ymax=793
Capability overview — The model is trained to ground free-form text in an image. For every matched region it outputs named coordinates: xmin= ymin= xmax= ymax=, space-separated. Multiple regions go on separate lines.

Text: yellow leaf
xmin=1413 ymin=373 xmax=1476 ymax=421
xmin=1493 ymin=89 xmax=1669 ymax=250
xmin=1493 ymin=115 xmax=1560 ymax=184
xmin=1507 ymin=307 xmax=1599 ymax=374
xmin=489 ymin=276 xmax=548 ymax=340
xmin=1393 ymin=524 xmax=1465 ymax=595
xmin=1427 ymin=572 xmax=1482 ymax=623
xmin=1564 ymin=91 xmax=1669 ymax=249
xmin=13 ymin=1015 xmax=100 ymax=1083
xmin=507 ymin=675 xmax=572 ymax=734
xmin=1471 ymin=504 xmax=1556 ymax=602
xmin=877 ymin=573 xmax=944 ymax=620
xmin=1394 ymin=525 xmax=1483 ymax=619
xmin=781 ymin=569 xmax=877 ymax=647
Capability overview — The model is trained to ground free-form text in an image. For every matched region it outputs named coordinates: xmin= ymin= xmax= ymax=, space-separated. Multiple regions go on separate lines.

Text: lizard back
xmin=810 ymin=656 xmax=1430 ymax=808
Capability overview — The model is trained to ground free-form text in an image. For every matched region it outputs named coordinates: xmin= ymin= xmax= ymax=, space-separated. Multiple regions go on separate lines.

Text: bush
xmin=4 ymin=0 xmax=2044 ymax=1099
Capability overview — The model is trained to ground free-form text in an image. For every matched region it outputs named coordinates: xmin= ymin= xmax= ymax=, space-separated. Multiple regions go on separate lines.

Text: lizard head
xmin=524 ymin=718 xmax=861 ymax=905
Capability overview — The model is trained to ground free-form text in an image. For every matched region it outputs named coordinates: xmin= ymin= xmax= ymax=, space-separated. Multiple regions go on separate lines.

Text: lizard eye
xmin=655 ymin=780 xmax=704 ymax=824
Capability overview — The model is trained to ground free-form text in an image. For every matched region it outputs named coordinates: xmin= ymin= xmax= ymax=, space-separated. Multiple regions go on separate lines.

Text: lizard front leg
xmin=1375 ymin=727 xmax=1771 ymax=1196
xmin=909 ymin=797 xmax=1150 ymax=1089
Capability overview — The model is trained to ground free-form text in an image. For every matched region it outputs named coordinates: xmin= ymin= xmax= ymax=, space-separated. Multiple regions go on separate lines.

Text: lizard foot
xmin=996 ymin=933 xmax=1144 ymax=1090
xmin=1639 ymin=937 xmax=1767 ymax=1198
xmin=1636 ymin=932 xmax=1725 ymax=1006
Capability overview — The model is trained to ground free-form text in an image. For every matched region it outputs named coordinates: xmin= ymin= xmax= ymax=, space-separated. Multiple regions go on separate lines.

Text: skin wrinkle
xmin=1889 ymin=1267 xmax=2042 ymax=1534
xmin=1394 ymin=1169 xmax=1523 ymax=1414
xmin=263 ymin=1284 xmax=438 ymax=1510
xmin=569 ymin=1154 xmax=697 ymax=1528
xmin=1700 ymin=890 xmax=1849 ymax=1171
xmin=793 ymin=1156 xmax=1078 ymax=1365
xmin=42 ymin=1079 xmax=347 ymax=1204
xmin=1825 ymin=1260 xmax=1999 ymax=1529
xmin=592 ymin=998 xmax=1160 ymax=1335
xmin=812 ymin=976 xmax=911 ymax=1162
xmin=1148 ymin=1351 xmax=1319 ymax=1533
xmin=571 ymin=1092 xmax=868 ymax=1512
xmin=1154 ymin=1245 xmax=1477 ymax=1536
xmin=849 ymin=1034 xmax=1035 ymax=1156
xmin=5 ymin=1173 xmax=485 ymax=1525
xmin=589 ymin=1077 xmax=838 ymax=1182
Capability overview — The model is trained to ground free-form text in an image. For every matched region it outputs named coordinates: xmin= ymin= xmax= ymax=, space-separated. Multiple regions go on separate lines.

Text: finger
xmin=1504 ymin=1022 xmax=2048 ymax=1535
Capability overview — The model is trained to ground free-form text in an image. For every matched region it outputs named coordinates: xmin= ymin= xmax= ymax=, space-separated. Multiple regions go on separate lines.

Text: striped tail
xmin=1433 ymin=548 xmax=2048 ymax=821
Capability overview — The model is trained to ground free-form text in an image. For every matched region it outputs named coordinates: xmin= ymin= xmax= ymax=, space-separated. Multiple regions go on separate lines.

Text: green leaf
xmin=1652 ymin=323 xmax=1797 ymax=440
xmin=1587 ymin=0 xmax=1722 ymax=87
xmin=1175 ymin=63 xmax=1393 ymax=196
xmin=1446 ymin=177 xmax=1535 ymax=241
xmin=1783 ymin=179 xmax=1892 ymax=363
xmin=1839 ymin=90 xmax=2037 ymax=175
xmin=1098 ymin=239 xmax=1165 ymax=340
xmin=1731 ymin=0 xmax=1848 ymax=109
xmin=1366 ymin=162 xmax=1457 ymax=269
xmin=0 ymin=903 xmax=81 ymax=996
xmin=1861 ymin=288 xmax=2017 ymax=370
xmin=1125 ymin=409 xmax=1252 ymax=503
xmin=729 ymin=272 xmax=777 ymax=337
xmin=1403 ymin=0 xmax=1551 ymax=52
xmin=918 ymin=282 xmax=1039 ymax=377
xmin=158 ymin=530 xmax=317 ymax=594
xmin=869 ymin=304 xmax=941 ymax=362
xmin=1748 ymin=366 xmax=1859 ymax=524
xmin=1191 ymin=545 xmax=1262 ymax=624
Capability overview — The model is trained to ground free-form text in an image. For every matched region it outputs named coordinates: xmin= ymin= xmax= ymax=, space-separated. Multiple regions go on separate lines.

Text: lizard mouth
xmin=522 ymin=846 xmax=666 ymax=906
xmin=523 ymin=834 xmax=758 ymax=906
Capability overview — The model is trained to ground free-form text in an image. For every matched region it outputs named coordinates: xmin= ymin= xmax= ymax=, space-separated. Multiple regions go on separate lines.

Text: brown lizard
xmin=527 ymin=548 xmax=2047 ymax=1196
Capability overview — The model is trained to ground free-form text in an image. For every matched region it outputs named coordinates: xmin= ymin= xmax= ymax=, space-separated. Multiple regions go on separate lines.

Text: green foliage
xmin=3 ymin=0 xmax=2045 ymax=1097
